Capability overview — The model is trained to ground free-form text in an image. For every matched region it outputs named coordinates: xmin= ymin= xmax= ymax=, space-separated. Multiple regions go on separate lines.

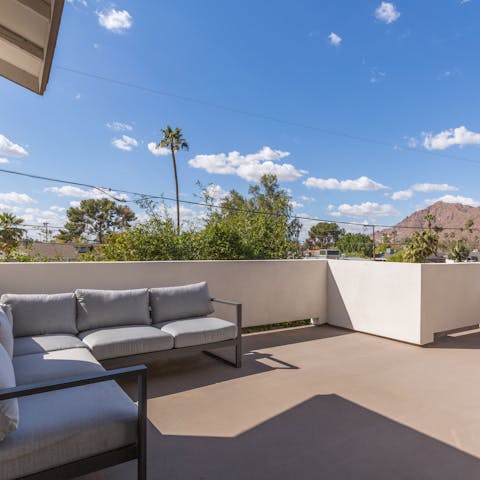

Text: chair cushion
xmin=157 ymin=317 xmax=237 ymax=348
xmin=0 ymin=305 xmax=13 ymax=358
xmin=13 ymin=334 xmax=87 ymax=357
xmin=0 ymin=381 xmax=138 ymax=479
xmin=150 ymin=282 xmax=214 ymax=323
xmin=0 ymin=293 xmax=77 ymax=337
xmin=75 ymin=288 xmax=150 ymax=332
xmin=0 ymin=344 xmax=18 ymax=442
xmin=79 ymin=325 xmax=174 ymax=360
xmin=13 ymin=348 xmax=104 ymax=386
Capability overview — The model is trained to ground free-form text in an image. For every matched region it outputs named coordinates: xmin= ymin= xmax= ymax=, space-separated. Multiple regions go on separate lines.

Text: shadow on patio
xmin=121 ymin=325 xmax=352 ymax=399
xmin=428 ymin=327 xmax=480 ymax=350
xmin=81 ymin=394 xmax=480 ymax=480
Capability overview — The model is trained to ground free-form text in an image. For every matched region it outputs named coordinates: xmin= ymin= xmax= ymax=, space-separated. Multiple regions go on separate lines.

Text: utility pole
xmin=372 ymin=224 xmax=376 ymax=261
xmin=42 ymin=222 xmax=49 ymax=243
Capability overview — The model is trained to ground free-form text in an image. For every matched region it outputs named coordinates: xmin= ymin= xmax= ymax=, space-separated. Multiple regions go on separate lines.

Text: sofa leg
xmin=235 ymin=340 xmax=242 ymax=368
xmin=203 ymin=340 xmax=242 ymax=368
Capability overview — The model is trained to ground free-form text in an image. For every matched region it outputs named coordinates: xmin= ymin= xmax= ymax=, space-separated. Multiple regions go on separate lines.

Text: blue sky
xmin=1 ymin=0 xmax=480 ymax=237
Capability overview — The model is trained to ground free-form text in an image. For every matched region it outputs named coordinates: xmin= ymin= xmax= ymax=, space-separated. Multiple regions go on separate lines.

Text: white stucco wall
xmin=420 ymin=264 xmax=480 ymax=344
xmin=0 ymin=260 xmax=328 ymax=328
xmin=3 ymin=259 xmax=478 ymax=343
xmin=327 ymin=261 xmax=423 ymax=344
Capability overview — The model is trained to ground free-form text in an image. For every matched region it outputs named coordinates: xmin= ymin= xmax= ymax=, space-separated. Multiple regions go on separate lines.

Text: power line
xmin=0 ymin=166 xmax=479 ymax=232
xmin=56 ymin=65 xmax=480 ymax=167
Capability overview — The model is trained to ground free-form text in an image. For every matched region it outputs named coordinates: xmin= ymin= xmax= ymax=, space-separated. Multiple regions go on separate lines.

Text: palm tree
xmin=0 ymin=212 xmax=25 ymax=260
xmin=156 ymin=126 xmax=189 ymax=234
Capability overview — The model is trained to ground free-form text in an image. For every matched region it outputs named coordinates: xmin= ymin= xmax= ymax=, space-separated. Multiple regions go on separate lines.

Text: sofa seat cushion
xmin=79 ymin=325 xmax=174 ymax=360
xmin=0 ymin=293 xmax=77 ymax=337
xmin=75 ymin=288 xmax=151 ymax=332
xmin=150 ymin=282 xmax=214 ymax=323
xmin=13 ymin=348 xmax=104 ymax=386
xmin=13 ymin=334 xmax=87 ymax=357
xmin=157 ymin=317 xmax=237 ymax=348
xmin=0 ymin=381 xmax=138 ymax=480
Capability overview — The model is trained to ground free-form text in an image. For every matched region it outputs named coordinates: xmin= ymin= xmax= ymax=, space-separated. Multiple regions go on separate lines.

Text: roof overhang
xmin=0 ymin=0 xmax=65 ymax=95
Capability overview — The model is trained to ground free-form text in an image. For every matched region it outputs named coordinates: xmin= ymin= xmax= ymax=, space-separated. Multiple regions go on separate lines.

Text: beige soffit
xmin=0 ymin=0 xmax=65 ymax=95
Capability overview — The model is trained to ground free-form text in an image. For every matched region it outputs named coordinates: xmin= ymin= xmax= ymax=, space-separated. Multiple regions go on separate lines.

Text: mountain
xmin=381 ymin=201 xmax=480 ymax=245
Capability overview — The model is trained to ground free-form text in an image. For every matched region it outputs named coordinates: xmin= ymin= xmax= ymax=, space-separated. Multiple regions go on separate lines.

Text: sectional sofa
xmin=0 ymin=282 xmax=242 ymax=479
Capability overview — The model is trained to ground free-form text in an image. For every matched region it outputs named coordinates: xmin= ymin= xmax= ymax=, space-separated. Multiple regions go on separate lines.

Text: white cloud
xmin=391 ymin=189 xmax=413 ymax=201
xmin=426 ymin=194 xmax=480 ymax=207
xmin=0 ymin=192 xmax=35 ymax=205
xmin=370 ymin=67 xmax=386 ymax=84
xmin=97 ymin=8 xmax=132 ymax=33
xmin=189 ymin=146 xmax=306 ymax=182
xmin=204 ymin=184 xmax=228 ymax=202
xmin=328 ymin=32 xmax=342 ymax=46
xmin=44 ymin=186 xmax=129 ymax=201
xmin=21 ymin=208 xmax=67 ymax=226
xmin=0 ymin=134 xmax=28 ymax=158
xmin=291 ymin=201 xmax=304 ymax=209
xmin=328 ymin=202 xmax=398 ymax=218
xmin=375 ymin=2 xmax=401 ymax=23
xmin=112 ymin=135 xmax=138 ymax=151
xmin=391 ymin=183 xmax=457 ymax=201
xmin=0 ymin=157 xmax=9 ymax=164
xmin=299 ymin=195 xmax=315 ymax=202
xmin=106 ymin=121 xmax=133 ymax=132
xmin=303 ymin=175 xmax=387 ymax=191
xmin=49 ymin=206 xmax=66 ymax=212
xmin=147 ymin=142 xmax=170 ymax=156
xmin=67 ymin=0 xmax=87 ymax=6
xmin=70 ymin=201 xmax=81 ymax=208
xmin=423 ymin=126 xmax=480 ymax=150
xmin=411 ymin=183 xmax=457 ymax=193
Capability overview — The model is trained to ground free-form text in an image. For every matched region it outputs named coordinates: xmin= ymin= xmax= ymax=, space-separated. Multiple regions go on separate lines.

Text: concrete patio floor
xmin=81 ymin=324 xmax=480 ymax=479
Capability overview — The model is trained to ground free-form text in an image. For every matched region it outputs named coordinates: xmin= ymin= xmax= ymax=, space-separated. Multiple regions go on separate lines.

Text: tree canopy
xmin=57 ymin=198 xmax=136 ymax=244
xmin=0 ymin=212 xmax=25 ymax=259
xmin=307 ymin=222 xmax=345 ymax=248
xmin=89 ymin=174 xmax=302 ymax=261
xmin=336 ymin=232 xmax=373 ymax=258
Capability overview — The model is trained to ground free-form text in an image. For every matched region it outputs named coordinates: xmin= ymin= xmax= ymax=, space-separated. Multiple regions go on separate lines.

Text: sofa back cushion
xmin=0 ymin=343 xmax=18 ymax=441
xmin=150 ymin=282 xmax=214 ymax=324
xmin=0 ymin=305 xmax=13 ymax=358
xmin=0 ymin=293 xmax=77 ymax=338
xmin=75 ymin=289 xmax=150 ymax=331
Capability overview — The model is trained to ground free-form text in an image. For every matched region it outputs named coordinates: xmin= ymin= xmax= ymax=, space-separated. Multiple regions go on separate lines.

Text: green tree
xmin=447 ymin=239 xmax=470 ymax=263
xmin=156 ymin=125 xmax=189 ymax=234
xmin=58 ymin=198 xmax=136 ymax=244
xmin=336 ymin=233 xmax=373 ymax=258
xmin=0 ymin=212 xmax=25 ymax=260
xmin=204 ymin=174 xmax=301 ymax=259
xmin=92 ymin=174 xmax=301 ymax=261
xmin=402 ymin=215 xmax=441 ymax=263
xmin=307 ymin=222 xmax=345 ymax=248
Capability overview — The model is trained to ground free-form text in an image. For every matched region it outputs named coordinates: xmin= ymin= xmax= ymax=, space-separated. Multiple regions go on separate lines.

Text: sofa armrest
xmin=0 ymin=364 xmax=148 ymax=479
xmin=0 ymin=365 xmax=146 ymax=400
xmin=211 ymin=298 xmax=242 ymax=331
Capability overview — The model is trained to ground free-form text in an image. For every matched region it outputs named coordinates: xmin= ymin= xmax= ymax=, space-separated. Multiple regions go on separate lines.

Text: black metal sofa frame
xmin=0 ymin=365 xmax=147 ymax=480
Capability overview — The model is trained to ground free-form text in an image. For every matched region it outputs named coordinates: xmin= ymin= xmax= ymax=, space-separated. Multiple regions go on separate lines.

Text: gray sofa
xmin=0 ymin=282 xmax=242 ymax=480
